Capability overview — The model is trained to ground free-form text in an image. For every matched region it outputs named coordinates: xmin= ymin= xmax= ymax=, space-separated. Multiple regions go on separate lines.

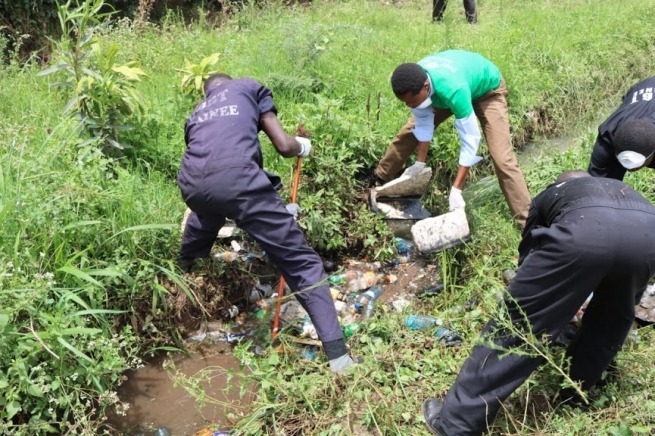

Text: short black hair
xmin=391 ymin=63 xmax=427 ymax=96
xmin=204 ymin=73 xmax=233 ymax=94
xmin=614 ymin=119 xmax=655 ymax=157
xmin=555 ymin=170 xmax=590 ymax=183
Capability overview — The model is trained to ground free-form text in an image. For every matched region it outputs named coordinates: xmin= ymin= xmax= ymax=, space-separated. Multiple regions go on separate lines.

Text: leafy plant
xmin=37 ymin=0 xmax=147 ymax=156
xmin=174 ymin=52 xmax=222 ymax=95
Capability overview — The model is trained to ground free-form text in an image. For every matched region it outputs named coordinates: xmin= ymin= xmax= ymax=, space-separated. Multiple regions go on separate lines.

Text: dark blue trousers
xmin=439 ymin=206 xmax=655 ymax=435
xmin=177 ymin=162 xmax=345 ymax=352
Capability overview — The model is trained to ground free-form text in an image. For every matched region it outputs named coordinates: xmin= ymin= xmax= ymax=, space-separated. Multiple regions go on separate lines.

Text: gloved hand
xmin=401 ymin=161 xmax=426 ymax=178
xmin=296 ymin=137 xmax=312 ymax=157
xmin=286 ymin=203 xmax=301 ymax=220
xmin=449 ymin=187 xmax=466 ymax=211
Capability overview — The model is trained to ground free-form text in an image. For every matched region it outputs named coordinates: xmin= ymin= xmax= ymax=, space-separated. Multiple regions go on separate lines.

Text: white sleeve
xmin=410 ymin=107 xmax=435 ymax=142
xmin=454 ymin=113 xmax=483 ymax=167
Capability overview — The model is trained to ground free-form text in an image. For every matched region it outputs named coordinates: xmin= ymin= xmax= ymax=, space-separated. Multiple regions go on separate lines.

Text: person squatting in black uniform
xmin=177 ymin=74 xmax=359 ymax=374
xmin=422 ymin=170 xmax=655 ymax=436
xmin=588 ymin=77 xmax=655 ymax=180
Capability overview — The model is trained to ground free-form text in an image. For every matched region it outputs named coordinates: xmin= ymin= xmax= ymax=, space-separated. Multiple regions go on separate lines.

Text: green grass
xmin=2 ymin=0 xmax=655 ymax=434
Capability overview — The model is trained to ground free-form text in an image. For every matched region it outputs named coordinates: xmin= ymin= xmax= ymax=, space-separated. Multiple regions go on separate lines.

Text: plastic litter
xmin=405 ymin=315 xmax=443 ymax=330
xmin=300 ymin=346 xmax=319 ymax=361
xmin=328 ymin=274 xmax=347 ymax=285
xmin=342 ymin=323 xmax=362 ymax=339
xmin=435 ymin=327 xmax=463 ymax=347
xmin=221 ymin=305 xmax=239 ymax=319
xmin=417 ymin=283 xmax=445 ymax=297
xmin=345 ymin=269 xmax=384 ymax=292
xmin=395 ymin=237 xmax=415 ymax=255
xmin=248 ymin=284 xmax=274 ymax=303
xmin=390 ymin=298 xmax=411 ymax=313
xmin=214 ymin=251 xmax=240 ymax=262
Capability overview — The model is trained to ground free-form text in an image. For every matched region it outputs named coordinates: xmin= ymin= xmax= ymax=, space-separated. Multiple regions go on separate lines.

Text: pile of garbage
xmin=181 ymin=233 xmax=468 ymax=366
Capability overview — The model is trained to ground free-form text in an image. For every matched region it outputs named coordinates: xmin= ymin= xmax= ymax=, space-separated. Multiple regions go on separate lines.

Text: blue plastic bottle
xmin=394 ymin=237 xmax=415 ymax=255
xmin=405 ymin=315 xmax=441 ymax=330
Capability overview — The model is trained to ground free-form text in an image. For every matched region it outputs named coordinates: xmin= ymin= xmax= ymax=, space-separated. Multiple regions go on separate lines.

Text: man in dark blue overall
xmin=177 ymin=74 xmax=358 ymax=373
xmin=422 ymin=170 xmax=655 ymax=435
xmin=588 ymin=77 xmax=655 ymax=179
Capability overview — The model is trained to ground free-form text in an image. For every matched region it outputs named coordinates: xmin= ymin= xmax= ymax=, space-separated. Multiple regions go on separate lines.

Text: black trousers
xmin=177 ymin=163 xmax=345 ymax=354
xmin=439 ymin=206 xmax=655 ymax=435
xmin=433 ymin=0 xmax=477 ymax=23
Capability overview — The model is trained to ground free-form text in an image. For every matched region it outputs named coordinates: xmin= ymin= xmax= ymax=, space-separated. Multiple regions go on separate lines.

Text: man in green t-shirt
xmin=366 ymin=50 xmax=530 ymax=228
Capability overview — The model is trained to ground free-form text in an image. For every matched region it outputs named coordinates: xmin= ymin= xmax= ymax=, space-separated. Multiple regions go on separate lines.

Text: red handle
xmin=271 ymin=156 xmax=303 ymax=340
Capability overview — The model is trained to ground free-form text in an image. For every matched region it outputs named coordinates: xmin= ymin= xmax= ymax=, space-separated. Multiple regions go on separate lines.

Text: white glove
xmin=296 ymin=137 xmax=312 ymax=157
xmin=449 ymin=187 xmax=466 ymax=211
xmin=286 ymin=203 xmax=301 ymax=220
xmin=401 ymin=161 xmax=426 ymax=178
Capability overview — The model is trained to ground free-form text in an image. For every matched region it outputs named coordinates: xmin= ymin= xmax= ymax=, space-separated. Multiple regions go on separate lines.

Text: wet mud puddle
xmin=105 ymin=342 xmax=252 ymax=435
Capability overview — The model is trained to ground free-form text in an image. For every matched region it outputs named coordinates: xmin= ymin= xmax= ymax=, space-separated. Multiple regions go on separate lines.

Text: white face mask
xmin=415 ymin=96 xmax=432 ymax=109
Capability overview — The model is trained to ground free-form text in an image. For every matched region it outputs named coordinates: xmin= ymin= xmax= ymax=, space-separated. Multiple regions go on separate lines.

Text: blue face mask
xmin=416 ymin=96 xmax=432 ymax=109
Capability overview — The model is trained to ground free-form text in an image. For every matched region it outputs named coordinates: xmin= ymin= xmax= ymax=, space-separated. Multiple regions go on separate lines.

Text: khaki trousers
xmin=375 ymin=80 xmax=530 ymax=227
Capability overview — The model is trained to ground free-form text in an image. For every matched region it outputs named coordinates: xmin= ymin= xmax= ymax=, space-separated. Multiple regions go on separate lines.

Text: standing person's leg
xmin=431 ymin=224 xmax=610 ymax=435
xmin=375 ymin=109 xmax=452 ymax=181
xmin=179 ymin=211 xmax=226 ymax=259
xmin=474 ymin=80 xmax=530 ymax=228
xmin=464 ymin=0 xmax=477 ymax=23
xmin=433 ymin=0 xmax=447 ymax=21
xmin=230 ymin=168 xmax=346 ymax=358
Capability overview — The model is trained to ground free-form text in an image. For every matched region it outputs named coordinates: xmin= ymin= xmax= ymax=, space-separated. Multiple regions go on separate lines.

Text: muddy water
xmin=105 ymin=342 xmax=252 ymax=436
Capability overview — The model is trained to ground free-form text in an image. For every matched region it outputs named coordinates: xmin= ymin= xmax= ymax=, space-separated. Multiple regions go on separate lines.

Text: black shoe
xmin=422 ymin=398 xmax=448 ymax=435
xmin=177 ymin=256 xmax=196 ymax=273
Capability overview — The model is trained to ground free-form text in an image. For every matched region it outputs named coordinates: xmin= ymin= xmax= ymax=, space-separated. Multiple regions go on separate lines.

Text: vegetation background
xmin=1 ymin=0 xmax=655 ymax=434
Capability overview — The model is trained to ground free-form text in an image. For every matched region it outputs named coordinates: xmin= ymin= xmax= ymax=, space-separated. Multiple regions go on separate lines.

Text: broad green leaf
xmin=6 ymin=401 xmax=21 ymax=419
xmin=112 ymin=65 xmax=146 ymax=80
xmin=27 ymin=384 xmax=44 ymax=397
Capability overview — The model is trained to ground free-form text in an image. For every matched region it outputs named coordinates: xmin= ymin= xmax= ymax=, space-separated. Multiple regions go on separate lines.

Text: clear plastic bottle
xmin=346 ymin=269 xmax=383 ymax=292
xmin=405 ymin=315 xmax=443 ymax=330
xmin=354 ymin=286 xmax=385 ymax=312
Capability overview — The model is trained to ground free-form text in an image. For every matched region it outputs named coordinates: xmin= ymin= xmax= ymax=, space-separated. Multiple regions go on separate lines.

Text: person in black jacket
xmin=177 ymin=74 xmax=358 ymax=374
xmin=422 ymin=170 xmax=655 ymax=436
xmin=433 ymin=0 xmax=477 ymax=24
xmin=588 ymin=77 xmax=655 ymax=180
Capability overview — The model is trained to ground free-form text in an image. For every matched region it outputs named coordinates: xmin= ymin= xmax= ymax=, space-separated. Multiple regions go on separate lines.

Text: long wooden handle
xmin=271 ymin=156 xmax=303 ymax=340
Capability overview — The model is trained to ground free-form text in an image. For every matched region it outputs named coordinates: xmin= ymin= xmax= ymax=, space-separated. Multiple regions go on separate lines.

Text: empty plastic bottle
xmin=354 ymin=286 xmax=385 ymax=316
xmin=328 ymin=274 xmax=347 ymax=285
xmin=346 ymin=269 xmax=383 ymax=292
xmin=405 ymin=315 xmax=443 ymax=330
xmin=417 ymin=283 xmax=445 ymax=297
xmin=342 ymin=323 xmax=362 ymax=339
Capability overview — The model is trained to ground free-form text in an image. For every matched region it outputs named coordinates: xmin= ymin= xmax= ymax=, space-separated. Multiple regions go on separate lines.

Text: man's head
xmin=614 ymin=119 xmax=655 ymax=171
xmin=391 ymin=63 xmax=431 ymax=109
xmin=204 ymin=73 xmax=233 ymax=96
xmin=555 ymin=170 xmax=591 ymax=183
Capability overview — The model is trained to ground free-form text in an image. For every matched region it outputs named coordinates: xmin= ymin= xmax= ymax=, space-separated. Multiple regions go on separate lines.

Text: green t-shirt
xmin=418 ymin=50 xmax=501 ymax=119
